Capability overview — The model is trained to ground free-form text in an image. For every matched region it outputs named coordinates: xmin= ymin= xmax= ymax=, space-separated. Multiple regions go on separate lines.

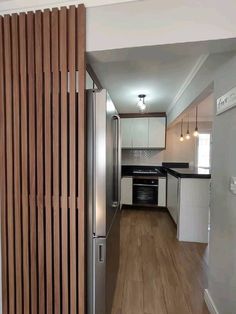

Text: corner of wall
xmin=204 ymin=289 xmax=220 ymax=314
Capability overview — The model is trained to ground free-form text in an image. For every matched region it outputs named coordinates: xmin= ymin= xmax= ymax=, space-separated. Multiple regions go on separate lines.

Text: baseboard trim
xmin=204 ymin=289 xmax=219 ymax=314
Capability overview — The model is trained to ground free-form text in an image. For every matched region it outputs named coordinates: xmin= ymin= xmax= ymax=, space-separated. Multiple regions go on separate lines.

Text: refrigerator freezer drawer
xmin=89 ymin=209 xmax=120 ymax=314
xmin=93 ymin=238 xmax=106 ymax=314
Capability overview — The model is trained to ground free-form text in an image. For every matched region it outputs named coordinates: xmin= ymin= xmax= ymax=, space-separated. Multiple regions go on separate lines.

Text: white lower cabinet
xmin=167 ymin=172 xmax=210 ymax=243
xmin=158 ymin=178 xmax=166 ymax=207
xmin=167 ymin=173 xmax=179 ymax=224
xmin=121 ymin=177 xmax=133 ymax=205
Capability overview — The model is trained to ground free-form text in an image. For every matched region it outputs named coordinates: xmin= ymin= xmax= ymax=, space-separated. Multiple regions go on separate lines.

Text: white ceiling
xmin=88 ymin=39 xmax=236 ymax=114
xmin=0 ymin=0 xmax=139 ymax=14
xmin=177 ymin=93 xmax=214 ymax=124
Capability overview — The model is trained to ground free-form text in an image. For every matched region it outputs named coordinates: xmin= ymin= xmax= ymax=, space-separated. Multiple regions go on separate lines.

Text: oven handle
xmin=133 ymin=183 xmax=158 ymax=187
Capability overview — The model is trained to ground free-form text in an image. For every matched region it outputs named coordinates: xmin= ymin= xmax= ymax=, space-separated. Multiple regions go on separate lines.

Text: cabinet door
xmin=121 ymin=118 xmax=133 ymax=148
xmin=158 ymin=178 xmax=166 ymax=207
xmin=132 ymin=118 xmax=149 ymax=148
xmin=148 ymin=117 xmax=166 ymax=148
xmin=121 ymin=177 xmax=133 ymax=205
xmin=167 ymin=173 xmax=179 ymax=223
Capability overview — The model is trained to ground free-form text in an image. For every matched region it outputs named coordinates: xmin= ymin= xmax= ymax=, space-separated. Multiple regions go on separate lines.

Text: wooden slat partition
xmin=4 ymin=15 xmax=15 ymax=314
xmin=0 ymin=5 xmax=86 ymax=314
xmin=43 ymin=9 xmax=53 ymax=314
xmin=12 ymin=13 xmax=23 ymax=314
xmin=19 ymin=12 xmax=30 ymax=314
xmin=60 ymin=7 xmax=69 ymax=314
xmin=0 ymin=16 xmax=8 ymax=314
xmin=51 ymin=8 xmax=61 ymax=314
xmin=78 ymin=6 xmax=86 ymax=314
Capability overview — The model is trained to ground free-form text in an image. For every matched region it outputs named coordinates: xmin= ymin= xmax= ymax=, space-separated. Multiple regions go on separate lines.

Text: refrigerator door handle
xmin=98 ymin=244 xmax=104 ymax=262
xmin=113 ymin=114 xmax=121 ymax=209
xmin=112 ymin=115 xmax=121 ymax=207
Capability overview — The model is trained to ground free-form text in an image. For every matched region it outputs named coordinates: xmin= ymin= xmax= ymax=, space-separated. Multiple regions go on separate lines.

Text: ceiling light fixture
xmin=193 ymin=106 xmax=199 ymax=137
xmin=186 ymin=115 xmax=191 ymax=140
xmin=137 ymin=94 xmax=146 ymax=112
xmin=180 ymin=119 xmax=184 ymax=142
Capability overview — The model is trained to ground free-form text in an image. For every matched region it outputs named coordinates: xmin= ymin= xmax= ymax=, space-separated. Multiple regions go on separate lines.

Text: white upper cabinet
xmin=121 ymin=116 xmax=166 ymax=149
xmin=132 ymin=118 xmax=149 ymax=148
xmin=121 ymin=118 xmax=133 ymax=148
xmin=148 ymin=117 xmax=166 ymax=148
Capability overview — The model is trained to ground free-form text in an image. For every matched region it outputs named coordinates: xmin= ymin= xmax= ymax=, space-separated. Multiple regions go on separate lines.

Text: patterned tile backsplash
xmin=122 ymin=149 xmax=165 ymax=166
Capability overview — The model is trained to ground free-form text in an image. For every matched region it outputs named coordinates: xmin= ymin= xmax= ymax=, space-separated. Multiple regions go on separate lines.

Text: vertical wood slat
xmin=51 ymin=7 xmax=61 ymax=314
xmin=43 ymin=9 xmax=53 ymax=314
xmin=19 ymin=12 xmax=30 ymax=314
xmin=78 ymin=5 xmax=86 ymax=314
xmin=0 ymin=15 xmax=9 ymax=314
xmin=60 ymin=7 xmax=69 ymax=313
xmin=35 ymin=10 xmax=46 ymax=314
xmin=12 ymin=13 xmax=23 ymax=314
xmin=69 ymin=5 xmax=77 ymax=314
xmin=27 ymin=11 xmax=38 ymax=314
xmin=0 ymin=5 xmax=86 ymax=314
xmin=4 ymin=14 xmax=16 ymax=314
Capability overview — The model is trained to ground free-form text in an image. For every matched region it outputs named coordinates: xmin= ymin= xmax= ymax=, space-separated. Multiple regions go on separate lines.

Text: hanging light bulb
xmin=193 ymin=128 xmax=199 ymax=137
xmin=139 ymin=103 xmax=146 ymax=111
xmin=180 ymin=119 xmax=184 ymax=142
xmin=186 ymin=115 xmax=191 ymax=140
xmin=193 ymin=106 xmax=199 ymax=137
xmin=137 ymin=98 xmax=143 ymax=108
xmin=137 ymin=94 xmax=146 ymax=112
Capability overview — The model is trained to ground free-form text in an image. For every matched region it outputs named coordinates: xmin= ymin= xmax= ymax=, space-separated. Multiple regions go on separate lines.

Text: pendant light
xmin=180 ymin=119 xmax=184 ymax=142
xmin=193 ymin=106 xmax=199 ymax=137
xmin=186 ymin=115 xmax=190 ymax=140
xmin=137 ymin=94 xmax=146 ymax=112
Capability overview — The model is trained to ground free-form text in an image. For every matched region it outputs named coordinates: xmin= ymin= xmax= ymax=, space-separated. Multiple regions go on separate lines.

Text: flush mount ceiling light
xmin=193 ymin=105 xmax=199 ymax=137
xmin=180 ymin=119 xmax=184 ymax=142
xmin=137 ymin=94 xmax=146 ymax=112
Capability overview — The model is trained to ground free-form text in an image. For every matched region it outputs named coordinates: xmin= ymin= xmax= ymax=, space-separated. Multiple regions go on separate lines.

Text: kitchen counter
xmin=164 ymin=167 xmax=211 ymax=179
xmin=122 ymin=175 xmax=165 ymax=179
xmin=122 ymin=165 xmax=166 ymax=178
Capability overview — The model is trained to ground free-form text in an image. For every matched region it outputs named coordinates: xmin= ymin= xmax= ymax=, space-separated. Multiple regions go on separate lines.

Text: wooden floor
xmin=112 ymin=210 xmax=209 ymax=314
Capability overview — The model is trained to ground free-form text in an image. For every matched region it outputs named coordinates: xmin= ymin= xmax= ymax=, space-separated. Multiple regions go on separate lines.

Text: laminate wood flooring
xmin=112 ymin=210 xmax=209 ymax=314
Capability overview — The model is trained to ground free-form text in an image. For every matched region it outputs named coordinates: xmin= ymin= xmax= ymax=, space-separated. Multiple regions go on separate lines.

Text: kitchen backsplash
xmin=122 ymin=149 xmax=165 ymax=166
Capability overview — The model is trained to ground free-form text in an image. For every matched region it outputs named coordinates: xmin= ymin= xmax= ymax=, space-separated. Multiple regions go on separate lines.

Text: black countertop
xmin=121 ymin=164 xmax=211 ymax=179
xmin=164 ymin=167 xmax=211 ymax=179
xmin=122 ymin=165 xmax=166 ymax=178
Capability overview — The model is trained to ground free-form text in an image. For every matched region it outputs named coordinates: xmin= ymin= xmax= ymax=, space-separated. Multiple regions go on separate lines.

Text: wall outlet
xmin=230 ymin=177 xmax=236 ymax=195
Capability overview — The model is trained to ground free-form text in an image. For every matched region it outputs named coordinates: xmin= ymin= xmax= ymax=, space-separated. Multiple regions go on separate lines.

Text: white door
xmin=121 ymin=118 xmax=133 ymax=148
xmin=148 ymin=117 xmax=166 ymax=148
xmin=132 ymin=118 xmax=149 ymax=148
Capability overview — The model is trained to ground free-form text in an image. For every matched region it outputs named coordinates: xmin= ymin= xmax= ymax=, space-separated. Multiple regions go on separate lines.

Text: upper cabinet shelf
xmin=121 ymin=116 xmax=166 ymax=149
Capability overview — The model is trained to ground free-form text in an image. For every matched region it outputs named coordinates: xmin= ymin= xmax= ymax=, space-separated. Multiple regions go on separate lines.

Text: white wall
xmin=164 ymin=121 xmax=212 ymax=166
xmin=122 ymin=149 xmax=165 ymax=166
xmin=207 ymin=55 xmax=236 ymax=314
xmin=167 ymin=52 xmax=235 ymax=125
xmin=1 ymin=0 xmax=236 ymax=52
xmin=87 ymin=0 xmax=236 ymax=52
xmin=121 ymin=121 xmax=212 ymax=166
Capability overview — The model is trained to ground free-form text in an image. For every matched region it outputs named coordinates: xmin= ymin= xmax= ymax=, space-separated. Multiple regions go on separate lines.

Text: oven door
xmin=133 ymin=178 xmax=158 ymax=205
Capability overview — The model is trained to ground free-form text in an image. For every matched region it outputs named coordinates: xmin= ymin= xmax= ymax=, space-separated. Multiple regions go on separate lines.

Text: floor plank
xmin=112 ymin=210 xmax=209 ymax=314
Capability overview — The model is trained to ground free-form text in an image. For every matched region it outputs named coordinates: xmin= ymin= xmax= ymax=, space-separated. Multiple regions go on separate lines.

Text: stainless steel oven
xmin=133 ymin=178 xmax=158 ymax=205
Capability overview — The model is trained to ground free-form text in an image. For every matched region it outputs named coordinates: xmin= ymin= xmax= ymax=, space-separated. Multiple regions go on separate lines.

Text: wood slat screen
xmin=0 ymin=4 xmax=86 ymax=314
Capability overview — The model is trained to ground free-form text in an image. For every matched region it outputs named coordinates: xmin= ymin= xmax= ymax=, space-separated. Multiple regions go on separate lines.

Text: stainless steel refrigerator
xmin=87 ymin=89 xmax=121 ymax=314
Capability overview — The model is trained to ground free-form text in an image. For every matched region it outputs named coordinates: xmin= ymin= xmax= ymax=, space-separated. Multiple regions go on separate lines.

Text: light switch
xmin=230 ymin=177 xmax=236 ymax=195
